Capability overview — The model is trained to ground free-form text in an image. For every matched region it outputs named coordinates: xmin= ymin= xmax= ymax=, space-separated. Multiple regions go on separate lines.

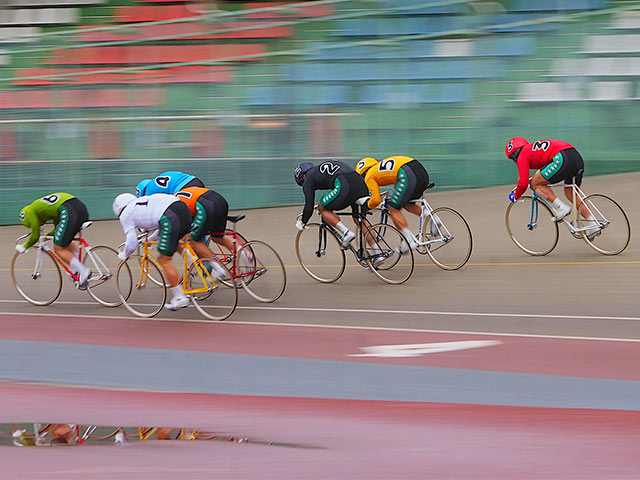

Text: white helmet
xmin=112 ymin=193 xmax=136 ymax=217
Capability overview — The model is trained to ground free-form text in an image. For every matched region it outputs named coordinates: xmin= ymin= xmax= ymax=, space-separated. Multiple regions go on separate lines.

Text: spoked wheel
xmin=365 ymin=223 xmax=414 ymax=284
xmin=116 ymin=255 xmax=166 ymax=318
xmin=84 ymin=245 xmax=129 ymax=307
xmin=579 ymin=194 xmax=631 ymax=255
xmin=420 ymin=207 xmax=473 ymax=270
xmin=11 ymin=249 xmax=62 ymax=306
xmin=505 ymin=195 xmax=559 ymax=256
xmin=295 ymin=223 xmax=346 ymax=283
xmin=237 ymin=240 xmax=286 ymax=303
xmin=187 ymin=257 xmax=237 ymax=321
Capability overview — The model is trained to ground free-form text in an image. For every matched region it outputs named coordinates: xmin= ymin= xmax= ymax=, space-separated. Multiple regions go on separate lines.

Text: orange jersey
xmin=363 ymin=155 xmax=415 ymax=209
xmin=175 ymin=186 xmax=209 ymax=216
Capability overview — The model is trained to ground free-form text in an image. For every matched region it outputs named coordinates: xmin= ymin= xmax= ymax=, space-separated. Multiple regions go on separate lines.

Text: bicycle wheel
xmin=187 ymin=257 xmax=237 ymax=321
xmin=207 ymin=231 xmax=249 ymax=288
xmin=87 ymin=426 xmax=124 ymax=441
xmin=505 ymin=195 xmax=559 ymax=256
xmin=579 ymin=194 xmax=631 ymax=255
xmin=365 ymin=223 xmax=414 ymax=284
xmin=295 ymin=223 xmax=346 ymax=283
xmin=84 ymin=246 xmax=129 ymax=307
xmin=237 ymin=240 xmax=286 ymax=302
xmin=420 ymin=207 xmax=473 ymax=270
xmin=117 ymin=255 xmax=167 ymax=318
xmin=11 ymin=249 xmax=62 ymax=306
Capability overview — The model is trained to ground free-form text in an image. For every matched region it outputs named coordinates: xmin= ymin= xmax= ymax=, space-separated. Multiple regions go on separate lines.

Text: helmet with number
xmin=505 ymin=137 xmax=528 ymax=161
xmin=355 ymin=157 xmax=378 ymax=176
xmin=294 ymin=162 xmax=314 ymax=186
xmin=112 ymin=193 xmax=136 ymax=217
xmin=136 ymin=179 xmax=151 ymax=197
xmin=18 ymin=206 xmax=31 ymax=227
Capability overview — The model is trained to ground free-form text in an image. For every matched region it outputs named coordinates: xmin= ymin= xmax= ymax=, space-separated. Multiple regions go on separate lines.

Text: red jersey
xmin=514 ymin=139 xmax=574 ymax=198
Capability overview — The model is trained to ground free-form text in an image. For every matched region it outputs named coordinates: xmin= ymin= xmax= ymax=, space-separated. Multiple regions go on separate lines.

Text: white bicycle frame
xmin=530 ymin=183 xmax=605 ymax=238
xmin=15 ymin=223 xmax=112 ymax=286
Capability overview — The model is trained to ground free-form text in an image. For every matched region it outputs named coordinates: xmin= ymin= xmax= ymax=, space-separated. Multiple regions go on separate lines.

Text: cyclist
xmin=16 ymin=193 xmax=91 ymax=288
xmin=175 ymin=185 xmax=249 ymax=270
xmin=113 ymin=192 xmax=194 ymax=311
xmin=506 ymin=137 xmax=592 ymax=224
xmin=294 ymin=160 xmax=369 ymax=247
xmin=356 ymin=155 xmax=430 ymax=252
xmin=136 ymin=171 xmax=205 ymax=197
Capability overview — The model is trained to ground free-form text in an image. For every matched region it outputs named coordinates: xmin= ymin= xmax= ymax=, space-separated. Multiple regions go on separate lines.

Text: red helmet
xmin=505 ymin=137 xmax=528 ymax=160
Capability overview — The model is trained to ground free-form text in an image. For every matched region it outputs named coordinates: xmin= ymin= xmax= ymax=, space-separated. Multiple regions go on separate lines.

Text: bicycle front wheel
xmin=420 ymin=207 xmax=473 ymax=270
xmin=579 ymin=194 xmax=631 ymax=255
xmin=295 ymin=223 xmax=346 ymax=283
xmin=188 ymin=257 xmax=237 ymax=321
xmin=117 ymin=255 xmax=166 ymax=318
xmin=366 ymin=223 xmax=414 ymax=285
xmin=85 ymin=246 xmax=129 ymax=307
xmin=237 ymin=240 xmax=286 ymax=303
xmin=506 ymin=195 xmax=559 ymax=256
xmin=11 ymin=249 xmax=62 ymax=306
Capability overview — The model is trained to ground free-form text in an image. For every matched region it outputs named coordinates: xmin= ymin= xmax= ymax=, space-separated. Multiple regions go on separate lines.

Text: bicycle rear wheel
xmin=188 ymin=257 xmax=237 ymax=321
xmin=366 ymin=223 xmax=414 ymax=284
xmin=295 ymin=223 xmax=346 ymax=283
xmin=505 ymin=195 xmax=559 ymax=256
xmin=117 ymin=255 xmax=166 ymax=318
xmin=420 ymin=207 xmax=473 ymax=270
xmin=579 ymin=194 xmax=631 ymax=255
xmin=237 ymin=240 xmax=286 ymax=303
xmin=85 ymin=246 xmax=129 ymax=307
xmin=11 ymin=249 xmax=62 ymax=306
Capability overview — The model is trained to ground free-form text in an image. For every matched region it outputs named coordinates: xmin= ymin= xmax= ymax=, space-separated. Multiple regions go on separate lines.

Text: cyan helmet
xmin=112 ymin=193 xmax=136 ymax=217
xmin=136 ymin=179 xmax=151 ymax=197
xmin=294 ymin=162 xmax=314 ymax=186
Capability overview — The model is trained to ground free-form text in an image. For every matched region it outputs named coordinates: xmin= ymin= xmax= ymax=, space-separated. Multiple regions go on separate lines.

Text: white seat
xmin=355 ymin=196 xmax=370 ymax=206
xmin=81 ymin=221 xmax=93 ymax=230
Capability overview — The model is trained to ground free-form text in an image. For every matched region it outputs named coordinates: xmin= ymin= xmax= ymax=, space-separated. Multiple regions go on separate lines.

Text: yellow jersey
xmin=363 ymin=155 xmax=415 ymax=209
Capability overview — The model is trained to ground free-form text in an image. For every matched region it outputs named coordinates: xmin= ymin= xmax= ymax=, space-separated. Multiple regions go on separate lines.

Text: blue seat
xmin=356 ymin=83 xmax=473 ymax=105
xmin=475 ymin=36 xmax=536 ymax=56
xmin=242 ymin=85 xmax=351 ymax=105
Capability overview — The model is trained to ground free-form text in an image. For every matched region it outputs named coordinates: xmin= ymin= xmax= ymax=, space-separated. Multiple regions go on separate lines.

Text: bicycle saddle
xmin=227 ymin=214 xmax=245 ymax=223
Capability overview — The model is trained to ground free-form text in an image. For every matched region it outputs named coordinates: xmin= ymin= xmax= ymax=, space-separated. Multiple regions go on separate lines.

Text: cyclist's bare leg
xmin=157 ymin=254 xmax=179 ymax=287
xmin=390 ymin=207 xmax=409 ymax=230
xmin=190 ymin=239 xmax=216 ymax=259
xmin=530 ymin=171 xmax=556 ymax=202
xmin=564 ymin=186 xmax=592 ymax=218
xmin=210 ymin=235 xmax=237 ymax=251
xmin=156 ymin=428 xmax=172 ymax=440
xmin=318 ymin=204 xmax=340 ymax=227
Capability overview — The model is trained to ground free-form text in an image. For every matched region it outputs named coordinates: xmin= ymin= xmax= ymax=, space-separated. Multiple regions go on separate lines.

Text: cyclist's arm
xmin=514 ymin=159 xmax=531 ymax=199
xmin=121 ymin=224 xmax=139 ymax=257
xmin=22 ymin=210 xmax=42 ymax=249
xmin=366 ymin=177 xmax=382 ymax=209
xmin=301 ymin=182 xmax=316 ymax=224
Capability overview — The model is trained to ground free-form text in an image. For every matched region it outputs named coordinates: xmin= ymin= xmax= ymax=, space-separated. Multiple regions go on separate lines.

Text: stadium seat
xmin=588 ymin=81 xmax=633 ymax=101
xmin=580 ymin=34 xmax=640 ymax=54
xmin=510 ymin=0 xmax=603 ymax=11
xmin=517 ymin=82 xmax=582 ymax=102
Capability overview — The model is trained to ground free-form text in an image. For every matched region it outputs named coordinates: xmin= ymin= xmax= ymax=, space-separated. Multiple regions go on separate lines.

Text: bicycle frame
xmin=530 ymin=184 xmax=605 ymax=238
xmin=137 ymin=237 xmax=216 ymax=296
xmin=16 ymin=230 xmax=110 ymax=286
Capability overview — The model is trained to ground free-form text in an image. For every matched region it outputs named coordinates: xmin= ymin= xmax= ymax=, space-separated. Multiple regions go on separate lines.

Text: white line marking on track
xmin=1 ymin=306 xmax=640 ymax=343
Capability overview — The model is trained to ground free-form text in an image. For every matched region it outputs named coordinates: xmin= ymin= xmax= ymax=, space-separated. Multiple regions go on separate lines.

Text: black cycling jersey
xmin=301 ymin=160 xmax=355 ymax=223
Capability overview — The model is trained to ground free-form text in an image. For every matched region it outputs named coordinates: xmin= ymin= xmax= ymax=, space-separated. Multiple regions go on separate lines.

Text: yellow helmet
xmin=355 ymin=157 xmax=378 ymax=175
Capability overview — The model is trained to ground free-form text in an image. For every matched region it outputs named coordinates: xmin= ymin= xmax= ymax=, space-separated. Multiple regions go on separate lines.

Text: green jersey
xmin=20 ymin=193 xmax=75 ymax=248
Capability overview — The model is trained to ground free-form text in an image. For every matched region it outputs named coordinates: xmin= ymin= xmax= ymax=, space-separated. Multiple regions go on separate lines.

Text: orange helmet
xmin=355 ymin=157 xmax=378 ymax=175
xmin=506 ymin=137 xmax=528 ymax=161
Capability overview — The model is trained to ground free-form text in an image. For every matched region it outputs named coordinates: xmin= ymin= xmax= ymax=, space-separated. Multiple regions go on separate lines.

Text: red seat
xmin=0 ymin=89 xmax=165 ymax=108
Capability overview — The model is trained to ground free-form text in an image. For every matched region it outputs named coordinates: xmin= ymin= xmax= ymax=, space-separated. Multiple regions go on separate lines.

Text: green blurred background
xmin=0 ymin=0 xmax=639 ymax=223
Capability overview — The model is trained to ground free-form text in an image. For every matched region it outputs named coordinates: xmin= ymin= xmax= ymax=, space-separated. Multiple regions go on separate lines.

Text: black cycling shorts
xmin=389 ymin=160 xmax=430 ymax=209
xmin=320 ymin=171 xmax=370 ymax=215
xmin=157 ymin=201 xmax=192 ymax=256
xmin=54 ymin=197 xmax=89 ymax=247
xmin=191 ymin=190 xmax=229 ymax=242
xmin=541 ymin=148 xmax=584 ymax=186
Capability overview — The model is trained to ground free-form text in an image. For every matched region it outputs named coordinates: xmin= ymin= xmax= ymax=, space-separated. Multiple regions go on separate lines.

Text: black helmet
xmin=294 ymin=162 xmax=314 ymax=186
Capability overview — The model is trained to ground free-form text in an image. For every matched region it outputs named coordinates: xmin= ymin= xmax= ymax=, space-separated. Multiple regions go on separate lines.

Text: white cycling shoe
xmin=207 ymin=261 xmax=229 ymax=281
xmin=552 ymin=203 xmax=571 ymax=222
xmin=341 ymin=230 xmax=356 ymax=248
xmin=78 ymin=268 xmax=91 ymax=290
xmin=166 ymin=295 xmax=190 ymax=311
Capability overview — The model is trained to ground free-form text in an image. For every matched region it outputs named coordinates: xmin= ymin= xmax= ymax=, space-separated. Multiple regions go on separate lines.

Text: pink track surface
xmin=2 ymin=383 xmax=640 ymax=480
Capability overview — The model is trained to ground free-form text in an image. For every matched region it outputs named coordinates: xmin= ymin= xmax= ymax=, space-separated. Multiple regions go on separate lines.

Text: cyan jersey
xmin=144 ymin=171 xmax=195 ymax=195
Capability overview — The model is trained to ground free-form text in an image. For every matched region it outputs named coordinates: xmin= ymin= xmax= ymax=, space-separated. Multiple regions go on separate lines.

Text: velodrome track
xmin=0 ymin=172 xmax=639 ymax=478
